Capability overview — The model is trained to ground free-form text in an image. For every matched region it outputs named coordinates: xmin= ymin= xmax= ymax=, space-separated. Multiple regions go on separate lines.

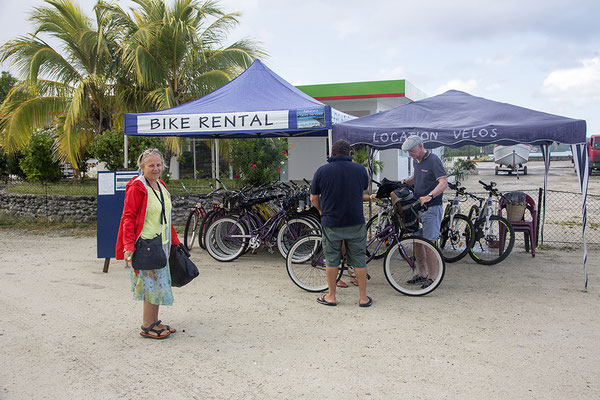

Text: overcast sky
xmin=1 ymin=0 xmax=599 ymax=135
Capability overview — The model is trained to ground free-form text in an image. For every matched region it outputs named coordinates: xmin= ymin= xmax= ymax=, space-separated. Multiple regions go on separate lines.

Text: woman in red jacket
xmin=116 ymin=148 xmax=181 ymax=339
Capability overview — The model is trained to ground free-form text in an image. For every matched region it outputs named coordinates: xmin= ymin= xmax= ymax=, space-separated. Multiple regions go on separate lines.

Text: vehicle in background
xmin=588 ymin=135 xmax=600 ymax=175
xmin=494 ymin=144 xmax=531 ymax=175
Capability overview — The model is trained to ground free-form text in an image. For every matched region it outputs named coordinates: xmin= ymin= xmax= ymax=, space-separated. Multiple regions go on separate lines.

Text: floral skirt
xmin=130 ymin=242 xmax=173 ymax=305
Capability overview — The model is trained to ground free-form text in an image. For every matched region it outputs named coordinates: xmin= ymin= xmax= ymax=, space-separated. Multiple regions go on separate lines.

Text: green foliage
xmin=352 ymin=146 xmax=384 ymax=175
xmin=447 ymin=158 xmax=477 ymax=181
xmin=0 ymin=150 xmax=26 ymax=181
xmin=89 ymin=131 xmax=164 ymax=170
xmin=0 ymin=71 xmax=17 ymax=103
xmin=230 ymin=138 xmax=287 ymax=185
xmin=19 ymin=131 xmax=62 ymax=182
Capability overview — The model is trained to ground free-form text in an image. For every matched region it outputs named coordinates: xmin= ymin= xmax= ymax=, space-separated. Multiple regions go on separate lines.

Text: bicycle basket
xmin=390 ymin=187 xmax=421 ymax=233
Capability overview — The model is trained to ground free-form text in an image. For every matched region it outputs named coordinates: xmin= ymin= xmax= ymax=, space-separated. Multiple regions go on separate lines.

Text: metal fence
xmin=451 ymin=189 xmax=599 ymax=247
xmin=1 ymin=182 xmax=598 ymax=247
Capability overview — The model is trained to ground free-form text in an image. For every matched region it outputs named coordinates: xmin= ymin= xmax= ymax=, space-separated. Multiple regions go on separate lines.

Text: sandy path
xmin=0 ymin=229 xmax=598 ymax=399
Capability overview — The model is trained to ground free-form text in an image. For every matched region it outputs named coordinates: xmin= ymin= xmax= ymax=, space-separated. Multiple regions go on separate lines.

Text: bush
xmin=230 ymin=138 xmax=287 ymax=185
xmin=89 ymin=130 xmax=165 ymax=170
xmin=447 ymin=158 xmax=477 ymax=181
xmin=19 ymin=131 xmax=62 ymax=182
xmin=0 ymin=151 xmax=26 ymax=181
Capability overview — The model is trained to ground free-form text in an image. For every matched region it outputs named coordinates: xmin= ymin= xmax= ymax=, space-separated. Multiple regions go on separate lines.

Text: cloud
xmin=378 ymin=66 xmax=405 ymax=80
xmin=540 ymin=57 xmax=600 ymax=103
xmin=434 ymin=79 xmax=478 ymax=95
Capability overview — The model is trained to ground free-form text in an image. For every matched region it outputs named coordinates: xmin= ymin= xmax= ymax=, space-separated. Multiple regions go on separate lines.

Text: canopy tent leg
xmin=540 ymin=143 xmax=551 ymax=244
xmin=124 ymin=134 xmax=128 ymax=169
xmin=571 ymin=143 xmax=590 ymax=291
xmin=193 ymin=138 xmax=197 ymax=179
xmin=215 ymin=138 xmax=220 ymax=189
xmin=327 ymin=129 xmax=332 ymax=156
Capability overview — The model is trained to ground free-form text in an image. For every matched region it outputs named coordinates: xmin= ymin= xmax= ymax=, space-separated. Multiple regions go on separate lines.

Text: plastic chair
xmin=498 ymin=194 xmax=537 ymax=257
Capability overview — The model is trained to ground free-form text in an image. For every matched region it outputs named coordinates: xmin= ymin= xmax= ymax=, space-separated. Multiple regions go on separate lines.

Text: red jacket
xmin=115 ymin=175 xmax=180 ymax=260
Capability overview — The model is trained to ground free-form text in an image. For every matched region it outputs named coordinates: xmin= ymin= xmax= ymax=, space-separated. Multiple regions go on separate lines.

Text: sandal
xmin=140 ymin=321 xmax=171 ymax=339
xmin=156 ymin=320 xmax=176 ymax=333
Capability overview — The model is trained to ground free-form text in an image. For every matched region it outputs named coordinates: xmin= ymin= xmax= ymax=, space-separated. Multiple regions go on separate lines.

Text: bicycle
xmin=467 ymin=181 xmax=515 ymax=265
xmin=181 ymin=182 xmax=223 ymax=251
xmin=205 ymin=183 xmax=320 ymax=262
xmin=437 ymin=181 xmax=475 ymax=263
xmin=286 ymin=201 xmax=445 ymax=296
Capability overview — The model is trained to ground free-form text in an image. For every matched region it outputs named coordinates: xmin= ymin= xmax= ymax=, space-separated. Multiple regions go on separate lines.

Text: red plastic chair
xmin=498 ymin=194 xmax=537 ymax=257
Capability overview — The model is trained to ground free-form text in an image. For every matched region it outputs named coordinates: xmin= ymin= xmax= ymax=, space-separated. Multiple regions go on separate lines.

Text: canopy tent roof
xmin=125 ymin=59 xmax=352 ymax=138
xmin=332 ymin=90 xmax=587 ymax=149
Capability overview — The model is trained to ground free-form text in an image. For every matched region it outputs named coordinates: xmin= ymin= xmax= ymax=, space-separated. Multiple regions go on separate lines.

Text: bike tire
xmin=438 ymin=213 xmax=474 ymax=263
xmin=199 ymin=209 xmax=223 ymax=250
xmin=183 ymin=210 xmax=199 ymax=251
xmin=286 ymin=235 xmax=343 ymax=292
xmin=276 ymin=217 xmax=321 ymax=259
xmin=383 ymin=236 xmax=445 ymax=296
xmin=468 ymin=205 xmax=479 ymax=221
xmin=468 ymin=215 xmax=515 ymax=265
xmin=366 ymin=213 xmax=394 ymax=260
xmin=205 ymin=217 xmax=248 ymax=262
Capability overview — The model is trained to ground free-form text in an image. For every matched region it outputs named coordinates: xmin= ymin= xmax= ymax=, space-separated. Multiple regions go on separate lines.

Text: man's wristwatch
xmin=427 ymin=192 xmax=434 ymax=199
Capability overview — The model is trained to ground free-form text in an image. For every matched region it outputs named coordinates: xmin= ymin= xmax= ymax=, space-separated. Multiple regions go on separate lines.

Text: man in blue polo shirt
xmin=310 ymin=140 xmax=373 ymax=307
xmin=401 ymin=135 xmax=448 ymax=288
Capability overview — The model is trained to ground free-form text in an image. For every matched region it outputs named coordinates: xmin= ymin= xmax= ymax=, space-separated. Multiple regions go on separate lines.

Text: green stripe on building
xmin=297 ymin=80 xmax=406 ymax=97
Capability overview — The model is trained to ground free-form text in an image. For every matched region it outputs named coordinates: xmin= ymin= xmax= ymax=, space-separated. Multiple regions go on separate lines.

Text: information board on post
xmin=97 ymin=171 xmax=139 ymax=259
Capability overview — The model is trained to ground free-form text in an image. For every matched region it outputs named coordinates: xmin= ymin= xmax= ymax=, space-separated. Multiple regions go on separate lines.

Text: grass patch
xmin=3 ymin=181 xmax=97 ymax=196
xmin=0 ymin=213 xmax=96 ymax=237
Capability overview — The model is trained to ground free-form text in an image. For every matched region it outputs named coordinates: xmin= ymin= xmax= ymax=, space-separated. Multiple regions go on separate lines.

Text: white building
xmin=289 ymin=79 xmax=430 ymax=182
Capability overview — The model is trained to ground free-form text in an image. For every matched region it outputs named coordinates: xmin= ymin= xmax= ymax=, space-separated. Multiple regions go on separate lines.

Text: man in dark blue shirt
xmin=310 ymin=140 xmax=372 ymax=307
xmin=401 ymin=135 xmax=448 ymax=288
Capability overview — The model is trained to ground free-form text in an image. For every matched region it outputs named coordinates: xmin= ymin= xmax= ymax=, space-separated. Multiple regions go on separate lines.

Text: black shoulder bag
xmin=169 ymin=243 xmax=199 ymax=287
xmin=132 ymin=184 xmax=168 ymax=270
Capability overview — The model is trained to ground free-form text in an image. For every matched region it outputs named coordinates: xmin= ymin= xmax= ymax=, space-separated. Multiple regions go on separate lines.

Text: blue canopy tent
xmin=124 ymin=59 xmax=352 ymax=181
xmin=125 ymin=59 xmax=352 ymax=139
xmin=333 ymin=90 xmax=590 ymax=289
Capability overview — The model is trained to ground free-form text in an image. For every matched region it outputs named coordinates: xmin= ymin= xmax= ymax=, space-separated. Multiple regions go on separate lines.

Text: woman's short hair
xmin=137 ymin=148 xmax=164 ymax=169
xmin=331 ymin=140 xmax=351 ymax=156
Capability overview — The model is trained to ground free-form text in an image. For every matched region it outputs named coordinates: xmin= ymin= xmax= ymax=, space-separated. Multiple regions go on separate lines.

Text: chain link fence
xmin=450 ymin=188 xmax=599 ymax=247
xmin=1 ymin=181 xmax=598 ymax=247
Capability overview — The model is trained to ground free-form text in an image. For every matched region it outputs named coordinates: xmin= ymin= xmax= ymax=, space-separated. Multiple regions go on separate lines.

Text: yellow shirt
xmin=140 ymin=181 xmax=172 ymax=244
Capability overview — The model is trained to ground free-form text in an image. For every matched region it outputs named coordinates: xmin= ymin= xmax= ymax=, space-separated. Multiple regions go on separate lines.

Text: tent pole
xmin=215 ymin=138 xmax=220 ymax=189
xmin=571 ymin=143 xmax=589 ymax=291
xmin=192 ymin=138 xmax=197 ymax=179
xmin=327 ymin=129 xmax=332 ymax=155
xmin=123 ymin=134 xmax=128 ymax=169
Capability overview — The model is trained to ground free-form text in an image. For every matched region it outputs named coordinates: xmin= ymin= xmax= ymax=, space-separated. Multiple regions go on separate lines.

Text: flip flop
xmin=359 ymin=296 xmax=373 ymax=308
xmin=316 ymin=295 xmax=337 ymax=306
xmin=336 ymin=280 xmax=348 ymax=288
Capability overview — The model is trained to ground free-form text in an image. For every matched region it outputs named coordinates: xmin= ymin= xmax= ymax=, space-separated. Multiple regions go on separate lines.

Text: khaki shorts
xmin=321 ymin=224 xmax=367 ymax=269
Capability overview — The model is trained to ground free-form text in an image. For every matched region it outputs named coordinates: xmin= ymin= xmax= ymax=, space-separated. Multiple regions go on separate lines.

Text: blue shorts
xmin=415 ymin=204 xmax=443 ymax=241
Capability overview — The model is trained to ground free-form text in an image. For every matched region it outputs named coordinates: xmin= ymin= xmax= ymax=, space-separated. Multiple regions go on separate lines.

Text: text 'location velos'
xmin=137 ymin=111 xmax=290 ymax=134
xmin=371 ymin=127 xmax=499 ymax=145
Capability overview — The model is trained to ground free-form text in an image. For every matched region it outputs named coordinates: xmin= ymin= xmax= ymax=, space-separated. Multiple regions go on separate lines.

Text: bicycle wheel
xmin=286 ymin=235 xmax=343 ymax=292
xmin=366 ymin=213 xmax=394 ymax=259
xmin=469 ymin=215 xmax=515 ymax=265
xmin=205 ymin=217 xmax=248 ymax=262
xmin=383 ymin=236 xmax=445 ymax=296
xmin=438 ymin=214 xmax=474 ymax=263
xmin=183 ymin=210 xmax=199 ymax=251
xmin=199 ymin=209 xmax=223 ymax=250
xmin=276 ymin=217 xmax=320 ymax=259
xmin=468 ymin=205 xmax=479 ymax=221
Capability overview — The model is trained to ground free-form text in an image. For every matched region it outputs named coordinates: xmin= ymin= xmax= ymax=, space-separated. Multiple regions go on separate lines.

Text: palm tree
xmin=0 ymin=0 xmax=122 ymax=169
xmin=105 ymin=0 xmax=266 ymax=155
